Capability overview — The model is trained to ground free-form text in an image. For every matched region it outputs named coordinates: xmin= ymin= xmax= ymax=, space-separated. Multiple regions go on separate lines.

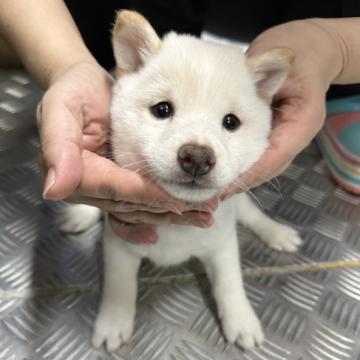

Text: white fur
xmin=111 ymin=33 xmax=272 ymax=203
xmin=57 ymin=204 xmax=101 ymax=233
xmin=59 ymin=11 xmax=301 ymax=352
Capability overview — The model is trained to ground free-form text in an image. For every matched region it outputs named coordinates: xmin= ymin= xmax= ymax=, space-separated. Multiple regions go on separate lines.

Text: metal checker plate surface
xmin=0 ymin=69 xmax=359 ymax=360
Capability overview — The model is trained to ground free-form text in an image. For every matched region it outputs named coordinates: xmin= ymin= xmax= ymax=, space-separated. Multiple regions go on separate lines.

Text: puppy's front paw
xmin=92 ymin=309 xmax=134 ymax=352
xmin=222 ymin=307 xmax=264 ymax=350
xmin=57 ymin=204 xmax=101 ymax=233
xmin=264 ymin=225 xmax=302 ymax=253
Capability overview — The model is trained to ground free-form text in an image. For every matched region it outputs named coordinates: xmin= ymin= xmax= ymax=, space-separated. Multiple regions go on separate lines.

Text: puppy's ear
xmin=247 ymin=48 xmax=294 ymax=102
xmin=112 ymin=10 xmax=162 ymax=75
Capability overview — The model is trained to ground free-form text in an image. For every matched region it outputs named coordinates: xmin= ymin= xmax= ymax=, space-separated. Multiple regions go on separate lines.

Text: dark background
xmin=64 ymin=0 xmax=360 ymax=98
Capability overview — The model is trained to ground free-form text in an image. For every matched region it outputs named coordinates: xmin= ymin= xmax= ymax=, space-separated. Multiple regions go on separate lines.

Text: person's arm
xmin=313 ymin=17 xmax=360 ymax=84
xmin=223 ymin=17 xmax=360 ymax=195
xmin=0 ymin=0 xmax=214 ymax=243
xmin=0 ymin=0 xmax=96 ymax=88
xmin=248 ymin=18 xmax=360 ymax=86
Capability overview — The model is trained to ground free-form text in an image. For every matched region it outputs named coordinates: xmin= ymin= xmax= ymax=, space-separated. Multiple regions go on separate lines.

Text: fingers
xmin=223 ymin=132 xmax=301 ymax=200
xmin=108 ymin=211 xmax=214 ymax=245
xmin=111 ymin=210 xmax=213 ymax=228
xmin=38 ymin=94 xmax=84 ymax=200
xmin=68 ymin=195 xmax=218 ymax=214
xmin=108 ymin=217 xmax=158 ymax=244
xmin=191 ymin=198 xmax=219 ymax=212
xmin=76 ymin=150 xmax=191 ymax=212
xmin=221 ymin=128 xmax=298 ymax=200
xmin=239 ymin=136 xmax=295 ymax=188
xmin=65 ymin=179 xmax=219 ymax=215
xmin=66 ymin=195 xmax=170 ymax=213
xmin=38 ymin=63 xmax=113 ymax=201
xmin=241 ymin=119 xmax=315 ymax=187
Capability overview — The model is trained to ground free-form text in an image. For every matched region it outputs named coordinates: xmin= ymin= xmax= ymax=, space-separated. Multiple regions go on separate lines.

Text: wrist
xmin=248 ymin=19 xmax=343 ymax=91
xmin=303 ymin=19 xmax=344 ymax=86
xmin=46 ymin=49 xmax=99 ymax=87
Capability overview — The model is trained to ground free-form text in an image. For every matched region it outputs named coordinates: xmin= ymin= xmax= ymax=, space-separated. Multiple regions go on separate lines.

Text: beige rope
xmin=242 ymin=258 xmax=360 ymax=277
xmin=0 ymin=258 xmax=359 ymax=300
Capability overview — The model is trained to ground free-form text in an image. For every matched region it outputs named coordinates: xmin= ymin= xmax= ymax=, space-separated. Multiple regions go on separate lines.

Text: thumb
xmin=38 ymin=95 xmax=84 ymax=200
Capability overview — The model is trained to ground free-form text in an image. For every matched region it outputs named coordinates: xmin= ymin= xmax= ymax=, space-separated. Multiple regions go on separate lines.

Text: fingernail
xmin=205 ymin=215 xmax=214 ymax=227
xmin=195 ymin=213 xmax=214 ymax=228
xmin=212 ymin=201 xmax=219 ymax=210
xmin=141 ymin=228 xmax=158 ymax=244
xmin=207 ymin=198 xmax=219 ymax=211
xmin=42 ymin=168 xmax=56 ymax=199
xmin=146 ymin=234 xmax=158 ymax=244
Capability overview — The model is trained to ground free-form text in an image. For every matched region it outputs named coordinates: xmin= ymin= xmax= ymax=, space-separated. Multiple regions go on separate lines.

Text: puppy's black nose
xmin=178 ymin=144 xmax=216 ymax=176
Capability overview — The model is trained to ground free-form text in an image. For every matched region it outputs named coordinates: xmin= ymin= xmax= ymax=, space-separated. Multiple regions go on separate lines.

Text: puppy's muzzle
xmin=178 ymin=144 xmax=216 ymax=177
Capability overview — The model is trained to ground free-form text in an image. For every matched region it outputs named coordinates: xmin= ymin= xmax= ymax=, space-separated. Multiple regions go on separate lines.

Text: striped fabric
xmin=317 ymin=95 xmax=360 ymax=195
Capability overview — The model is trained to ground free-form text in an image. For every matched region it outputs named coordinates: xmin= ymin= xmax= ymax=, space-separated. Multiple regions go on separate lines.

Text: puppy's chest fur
xmin=108 ymin=197 xmax=237 ymax=266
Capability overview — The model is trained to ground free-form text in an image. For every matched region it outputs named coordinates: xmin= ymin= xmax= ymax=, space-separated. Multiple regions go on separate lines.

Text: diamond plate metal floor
xmin=0 ymin=69 xmax=359 ymax=360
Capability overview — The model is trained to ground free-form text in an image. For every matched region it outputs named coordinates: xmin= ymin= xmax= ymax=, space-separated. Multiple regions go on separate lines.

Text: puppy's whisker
xmin=244 ymin=169 xmax=283 ymax=198
xmin=121 ymin=160 xmax=148 ymax=170
xmin=242 ymin=163 xmax=280 ymax=187
xmin=131 ymin=163 xmax=151 ymax=172
xmin=233 ymin=179 xmax=264 ymax=210
xmin=136 ymin=167 xmax=155 ymax=177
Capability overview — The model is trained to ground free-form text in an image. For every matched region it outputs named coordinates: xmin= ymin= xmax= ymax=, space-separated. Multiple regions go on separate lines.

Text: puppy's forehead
xmin=142 ymin=34 xmax=253 ymax=105
xmin=163 ymin=35 xmax=248 ymax=80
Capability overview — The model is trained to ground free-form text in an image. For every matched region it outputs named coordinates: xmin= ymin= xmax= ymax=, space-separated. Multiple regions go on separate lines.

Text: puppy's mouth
xmin=158 ymin=175 xmax=218 ymax=202
xmin=159 ymin=176 xmax=213 ymax=190
xmin=134 ymin=160 xmax=219 ymax=201
xmin=134 ymin=162 xmax=212 ymax=190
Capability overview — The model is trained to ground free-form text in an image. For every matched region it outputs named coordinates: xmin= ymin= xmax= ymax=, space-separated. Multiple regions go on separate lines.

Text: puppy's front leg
xmin=93 ymin=222 xmax=141 ymax=352
xmin=237 ymin=193 xmax=302 ymax=252
xmin=203 ymin=234 xmax=263 ymax=350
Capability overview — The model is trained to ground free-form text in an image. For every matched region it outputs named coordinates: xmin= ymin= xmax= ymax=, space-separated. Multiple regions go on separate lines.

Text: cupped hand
xmin=38 ymin=61 xmax=216 ymax=243
xmin=38 ymin=61 xmax=113 ymax=198
xmin=222 ymin=20 xmax=338 ymax=198
xmin=222 ymin=67 xmax=327 ymax=197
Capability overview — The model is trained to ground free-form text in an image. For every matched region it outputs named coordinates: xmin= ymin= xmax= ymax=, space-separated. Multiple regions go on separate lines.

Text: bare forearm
xmin=0 ymin=0 xmax=96 ymax=88
xmin=309 ymin=18 xmax=360 ymax=84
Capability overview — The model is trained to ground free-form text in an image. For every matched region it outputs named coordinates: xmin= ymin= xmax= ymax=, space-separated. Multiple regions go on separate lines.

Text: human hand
xmin=65 ymin=151 xmax=217 ymax=244
xmin=38 ymin=61 xmax=216 ymax=243
xmin=222 ymin=19 xmax=343 ymax=198
xmin=222 ymin=56 xmax=327 ymax=197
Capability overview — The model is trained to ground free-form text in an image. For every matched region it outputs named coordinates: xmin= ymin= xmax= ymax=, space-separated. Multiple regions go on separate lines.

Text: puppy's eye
xmin=222 ymin=114 xmax=241 ymax=131
xmin=150 ymin=101 xmax=174 ymax=119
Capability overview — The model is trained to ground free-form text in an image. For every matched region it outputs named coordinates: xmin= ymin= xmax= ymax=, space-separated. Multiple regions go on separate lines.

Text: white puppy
xmin=59 ymin=11 xmax=301 ymax=352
